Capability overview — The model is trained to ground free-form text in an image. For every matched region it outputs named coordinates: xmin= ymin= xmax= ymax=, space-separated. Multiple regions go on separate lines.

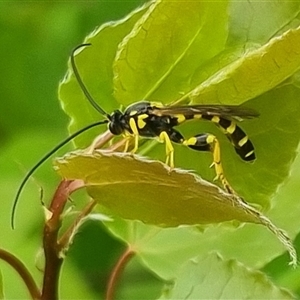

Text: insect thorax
xmin=109 ymin=101 xmax=153 ymax=136
xmin=109 ymin=101 xmax=180 ymax=138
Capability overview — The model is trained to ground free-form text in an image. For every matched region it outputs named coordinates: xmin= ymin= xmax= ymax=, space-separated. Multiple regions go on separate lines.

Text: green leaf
xmin=58 ymin=1 xmax=151 ymax=148
xmin=54 ymin=151 xmax=297 ymax=266
xmin=55 ymin=151 xmax=259 ymax=225
xmin=103 ymin=218 xmax=295 ymax=280
xmin=114 ymin=0 xmax=229 ymax=105
xmin=98 ymin=151 xmax=300 ymax=279
xmin=58 ymin=0 xmax=300 ymax=209
xmin=223 ymin=87 xmax=300 ymax=208
xmin=227 ymin=1 xmax=300 ymax=45
xmin=186 ymin=26 xmax=300 ymax=106
xmin=56 ymin=0 xmax=300 ymax=282
xmin=158 ymin=253 xmax=295 ymax=300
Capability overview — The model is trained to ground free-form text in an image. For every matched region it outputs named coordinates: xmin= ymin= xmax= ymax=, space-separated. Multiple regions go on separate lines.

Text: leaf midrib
xmin=143 ymin=17 xmax=206 ymax=99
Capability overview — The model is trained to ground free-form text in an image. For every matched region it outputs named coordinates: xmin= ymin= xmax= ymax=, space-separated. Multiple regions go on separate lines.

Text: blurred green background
xmin=0 ymin=1 xmax=163 ymax=299
xmin=1 ymin=1 xmax=300 ymax=299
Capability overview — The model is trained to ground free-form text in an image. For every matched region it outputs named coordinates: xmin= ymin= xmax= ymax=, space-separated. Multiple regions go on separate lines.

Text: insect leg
xmin=128 ymin=117 xmax=140 ymax=153
xmin=183 ymin=133 xmax=236 ymax=194
xmin=159 ymin=131 xmax=175 ymax=168
xmin=158 ymin=128 xmax=186 ymax=168
xmin=120 ymin=132 xmax=134 ymax=153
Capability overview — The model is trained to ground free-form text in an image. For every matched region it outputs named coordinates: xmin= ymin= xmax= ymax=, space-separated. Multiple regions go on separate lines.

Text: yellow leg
xmin=184 ymin=134 xmax=236 ymax=195
xmin=159 ymin=131 xmax=174 ymax=168
xmin=123 ymin=137 xmax=131 ymax=153
xmin=206 ymin=135 xmax=236 ymax=195
xmin=129 ymin=118 xmax=140 ymax=153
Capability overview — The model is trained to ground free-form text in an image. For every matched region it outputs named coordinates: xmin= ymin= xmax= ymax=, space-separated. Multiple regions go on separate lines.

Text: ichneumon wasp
xmin=11 ymin=43 xmax=259 ymax=228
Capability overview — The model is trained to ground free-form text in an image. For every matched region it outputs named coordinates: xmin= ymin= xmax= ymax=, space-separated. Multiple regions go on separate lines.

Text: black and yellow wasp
xmin=11 ymin=43 xmax=258 ymax=228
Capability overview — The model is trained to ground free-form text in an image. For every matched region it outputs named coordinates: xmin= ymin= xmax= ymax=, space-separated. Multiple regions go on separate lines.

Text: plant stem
xmin=0 ymin=248 xmax=41 ymax=299
xmin=106 ymin=248 xmax=135 ymax=300
xmin=58 ymin=199 xmax=98 ymax=249
xmin=41 ymin=179 xmax=82 ymax=300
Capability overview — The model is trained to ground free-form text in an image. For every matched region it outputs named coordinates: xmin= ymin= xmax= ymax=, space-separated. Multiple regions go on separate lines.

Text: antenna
xmin=71 ymin=44 xmax=110 ymax=119
xmin=11 ymin=120 xmax=108 ymax=229
xmin=12 ymin=43 xmax=111 ymax=228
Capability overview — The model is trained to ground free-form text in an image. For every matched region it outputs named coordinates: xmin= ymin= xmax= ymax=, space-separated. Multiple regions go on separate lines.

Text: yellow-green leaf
xmin=55 ymin=151 xmax=258 ymax=225
xmin=114 ymin=0 xmax=229 ymax=105
xmin=54 ymin=151 xmax=297 ymax=265
xmin=186 ymin=26 xmax=300 ymax=105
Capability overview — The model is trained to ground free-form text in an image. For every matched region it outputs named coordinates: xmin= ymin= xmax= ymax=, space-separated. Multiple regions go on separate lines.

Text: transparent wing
xmin=151 ymin=104 xmax=259 ymax=119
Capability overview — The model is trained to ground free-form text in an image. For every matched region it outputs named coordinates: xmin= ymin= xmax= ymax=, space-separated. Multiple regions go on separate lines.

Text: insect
xmin=11 ymin=43 xmax=259 ymax=228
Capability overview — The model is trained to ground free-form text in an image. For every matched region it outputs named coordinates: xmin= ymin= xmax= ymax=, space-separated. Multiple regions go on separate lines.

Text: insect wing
xmin=151 ymin=105 xmax=259 ymax=119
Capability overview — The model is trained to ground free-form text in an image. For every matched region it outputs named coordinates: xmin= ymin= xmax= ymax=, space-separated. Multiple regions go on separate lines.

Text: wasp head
xmin=108 ymin=110 xmax=125 ymax=135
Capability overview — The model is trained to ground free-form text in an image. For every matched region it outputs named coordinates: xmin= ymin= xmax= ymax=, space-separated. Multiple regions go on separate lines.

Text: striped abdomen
xmin=172 ymin=112 xmax=255 ymax=162
xmin=202 ymin=115 xmax=255 ymax=161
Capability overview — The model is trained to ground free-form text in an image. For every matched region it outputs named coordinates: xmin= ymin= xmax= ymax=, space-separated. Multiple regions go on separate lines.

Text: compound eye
xmin=109 ymin=121 xmax=123 ymax=135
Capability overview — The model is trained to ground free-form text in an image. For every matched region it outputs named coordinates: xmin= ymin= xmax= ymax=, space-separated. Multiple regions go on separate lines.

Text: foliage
xmin=1 ymin=0 xmax=300 ymax=299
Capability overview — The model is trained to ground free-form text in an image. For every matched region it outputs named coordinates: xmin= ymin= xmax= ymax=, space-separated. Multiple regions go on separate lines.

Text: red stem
xmin=41 ymin=179 xmax=79 ymax=300
xmin=106 ymin=248 xmax=135 ymax=300
xmin=0 ymin=248 xmax=41 ymax=299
